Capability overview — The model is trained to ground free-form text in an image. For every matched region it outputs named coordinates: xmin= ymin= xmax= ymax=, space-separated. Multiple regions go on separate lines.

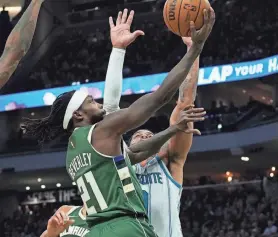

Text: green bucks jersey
xmin=66 ymin=125 xmax=146 ymax=226
xmin=60 ymin=206 xmax=89 ymax=237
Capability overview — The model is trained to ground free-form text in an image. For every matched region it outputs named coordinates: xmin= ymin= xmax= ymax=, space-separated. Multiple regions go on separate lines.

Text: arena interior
xmin=0 ymin=0 xmax=278 ymax=236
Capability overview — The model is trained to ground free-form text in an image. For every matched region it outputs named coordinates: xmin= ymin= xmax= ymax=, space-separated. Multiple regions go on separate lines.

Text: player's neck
xmin=73 ymin=121 xmax=91 ymax=129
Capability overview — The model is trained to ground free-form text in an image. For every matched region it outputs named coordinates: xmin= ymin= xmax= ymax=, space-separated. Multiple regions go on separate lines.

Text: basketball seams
xmin=164 ymin=0 xmax=208 ymax=36
xmin=177 ymin=0 xmax=185 ymax=36
xmin=193 ymin=0 xmax=202 ymax=27
xmin=164 ymin=0 xmax=174 ymax=33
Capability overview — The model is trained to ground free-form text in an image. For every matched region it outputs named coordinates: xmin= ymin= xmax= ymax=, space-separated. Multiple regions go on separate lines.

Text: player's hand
xmin=46 ymin=210 xmax=74 ymax=237
xmin=175 ymin=105 xmax=206 ymax=135
xmin=190 ymin=7 xmax=215 ymax=45
xmin=109 ymin=9 xmax=145 ymax=49
xmin=182 ymin=37 xmax=193 ymax=48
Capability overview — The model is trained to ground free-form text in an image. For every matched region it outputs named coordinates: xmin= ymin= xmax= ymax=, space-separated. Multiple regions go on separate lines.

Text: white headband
xmin=63 ymin=90 xmax=89 ymax=130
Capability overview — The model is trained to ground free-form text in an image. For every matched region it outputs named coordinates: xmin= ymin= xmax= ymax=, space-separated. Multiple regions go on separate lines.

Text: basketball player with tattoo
xmin=131 ymin=36 xmax=200 ymax=237
xmin=0 ymin=0 xmax=44 ymax=88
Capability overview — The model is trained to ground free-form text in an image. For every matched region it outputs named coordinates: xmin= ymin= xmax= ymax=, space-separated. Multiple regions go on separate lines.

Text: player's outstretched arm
xmin=0 ymin=0 xmax=44 ymax=89
xmin=126 ymin=107 xmax=205 ymax=164
xmin=103 ymin=9 xmax=144 ymax=114
xmin=158 ymin=37 xmax=200 ymax=169
xmin=99 ymin=8 xmax=215 ymax=137
xmin=40 ymin=206 xmax=74 ymax=237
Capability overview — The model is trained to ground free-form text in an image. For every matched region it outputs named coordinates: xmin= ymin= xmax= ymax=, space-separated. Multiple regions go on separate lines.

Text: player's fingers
xmin=186 ymin=107 xmax=204 ymax=114
xmin=189 ymin=21 xmax=196 ymax=37
xmin=67 ymin=219 xmax=75 ymax=225
xmin=109 ymin=16 xmax=115 ymax=28
xmin=187 ymin=111 xmax=206 ymax=118
xmin=182 ymin=104 xmax=195 ymax=111
xmin=55 ymin=212 xmax=64 ymax=225
xmin=132 ymin=30 xmax=145 ymax=39
xmin=183 ymin=108 xmax=194 ymax=114
xmin=64 ymin=219 xmax=75 ymax=229
xmin=121 ymin=8 xmax=128 ymax=23
xmin=126 ymin=10 xmax=135 ymax=25
xmin=60 ymin=211 xmax=68 ymax=222
xmin=186 ymin=128 xmax=201 ymax=135
xmin=209 ymin=7 xmax=216 ymax=26
xmin=203 ymin=9 xmax=209 ymax=25
xmin=188 ymin=110 xmax=206 ymax=116
xmin=116 ymin=11 xmax=122 ymax=25
xmin=186 ymin=116 xmax=205 ymax=122
xmin=186 ymin=107 xmax=205 ymax=113
xmin=50 ymin=216 xmax=60 ymax=226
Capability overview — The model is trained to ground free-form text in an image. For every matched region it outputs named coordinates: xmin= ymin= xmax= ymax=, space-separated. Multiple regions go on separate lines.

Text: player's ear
xmin=96 ymin=103 xmax=103 ymax=109
xmin=72 ymin=110 xmax=83 ymax=121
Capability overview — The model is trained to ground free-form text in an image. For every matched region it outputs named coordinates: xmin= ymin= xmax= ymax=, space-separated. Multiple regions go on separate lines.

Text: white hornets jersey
xmin=135 ymin=156 xmax=183 ymax=237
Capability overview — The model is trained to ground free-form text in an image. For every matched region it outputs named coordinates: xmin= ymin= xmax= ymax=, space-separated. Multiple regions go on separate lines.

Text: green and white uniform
xmin=66 ymin=125 xmax=157 ymax=237
xmin=60 ymin=206 xmax=89 ymax=237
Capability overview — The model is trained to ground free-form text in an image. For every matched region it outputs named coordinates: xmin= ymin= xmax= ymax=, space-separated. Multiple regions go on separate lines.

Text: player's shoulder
xmin=68 ymin=126 xmax=93 ymax=146
xmin=72 ymin=126 xmax=92 ymax=135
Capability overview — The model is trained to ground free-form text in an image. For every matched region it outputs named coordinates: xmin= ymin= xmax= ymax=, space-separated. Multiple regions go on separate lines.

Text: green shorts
xmin=85 ymin=216 xmax=157 ymax=237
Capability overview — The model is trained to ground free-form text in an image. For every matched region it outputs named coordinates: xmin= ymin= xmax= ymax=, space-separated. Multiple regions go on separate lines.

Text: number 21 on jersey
xmin=77 ymin=171 xmax=108 ymax=215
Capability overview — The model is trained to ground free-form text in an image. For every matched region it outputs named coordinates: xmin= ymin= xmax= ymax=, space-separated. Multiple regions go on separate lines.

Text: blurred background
xmin=0 ymin=0 xmax=278 ymax=236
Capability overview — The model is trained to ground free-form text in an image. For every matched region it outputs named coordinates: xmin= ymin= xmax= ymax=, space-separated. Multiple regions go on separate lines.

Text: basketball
xmin=163 ymin=0 xmax=211 ymax=37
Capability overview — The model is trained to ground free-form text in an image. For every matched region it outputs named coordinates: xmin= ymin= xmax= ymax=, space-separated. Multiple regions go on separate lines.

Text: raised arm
xmin=103 ymin=47 xmax=125 ymax=113
xmin=99 ymin=8 xmax=215 ymax=137
xmin=158 ymin=37 xmax=200 ymax=169
xmin=0 ymin=0 xmax=44 ymax=88
xmin=126 ymin=107 xmax=205 ymax=164
xmin=103 ymin=9 xmax=144 ymax=114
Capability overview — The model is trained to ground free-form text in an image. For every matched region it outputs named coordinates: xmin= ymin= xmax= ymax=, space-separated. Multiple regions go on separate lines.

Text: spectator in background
xmin=21 ymin=0 xmax=277 ymax=91
xmin=263 ymin=220 xmax=277 ymax=236
xmin=2 ymin=177 xmax=278 ymax=237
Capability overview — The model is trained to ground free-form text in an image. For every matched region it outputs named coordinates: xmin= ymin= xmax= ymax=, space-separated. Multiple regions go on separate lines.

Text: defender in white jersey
xmin=130 ymin=37 xmax=200 ymax=237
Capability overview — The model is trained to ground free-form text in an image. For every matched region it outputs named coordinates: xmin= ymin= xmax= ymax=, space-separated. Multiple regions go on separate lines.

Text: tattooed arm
xmin=0 ymin=0 xmax=44 ymax=88
xmin=178 ymin=39 xmax=199 ymax=105
xmin=158 ymin=37 xmax=200 ymax=185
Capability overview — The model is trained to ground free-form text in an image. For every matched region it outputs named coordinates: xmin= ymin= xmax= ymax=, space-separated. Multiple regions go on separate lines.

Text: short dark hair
xmin=23 ymin=91 xmax=75 ymax=144
xmin=128 ymin=129 xmax=154 ymax=146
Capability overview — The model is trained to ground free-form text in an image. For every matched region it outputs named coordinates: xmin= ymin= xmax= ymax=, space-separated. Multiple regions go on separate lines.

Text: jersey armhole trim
xmin=67 ymin=206 xmax=80 ymax=216
xmin=156 ymin=156 xmax=182 ymax=189
xmin=78 ymin=207 xmax=86 ymax=220
xmin=87 ymin=125 xmax=114 ymax=158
